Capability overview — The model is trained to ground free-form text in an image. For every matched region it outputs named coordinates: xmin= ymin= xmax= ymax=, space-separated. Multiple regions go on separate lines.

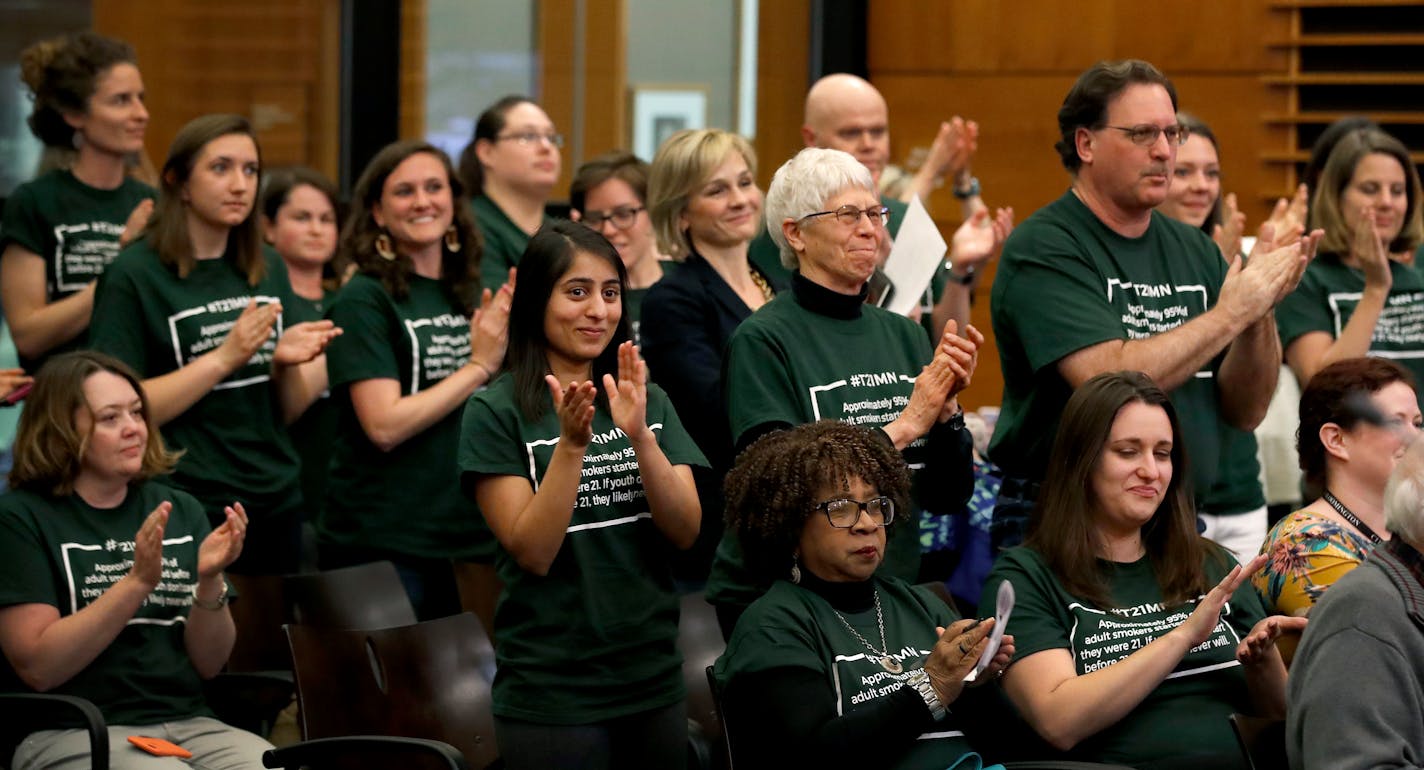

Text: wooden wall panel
xmin=869 ymin=1 xmax=1269 ymax=74
xmin=94 ymin=0 xmax=341 ymax=179
xmin=539 ymin=0 xmax=626 ymax=195
xmin=753 ymin=0 xmax=810 ymax=189
xmin=401 ymin=0 xmax=427 ymax=140
xmin=869 ymin=1 xmax=1293 ymax=408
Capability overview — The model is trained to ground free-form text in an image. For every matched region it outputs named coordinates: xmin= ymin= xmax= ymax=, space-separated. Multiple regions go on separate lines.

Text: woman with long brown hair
xmin=319 ymin=140 xmax=512 ymax=621
xmin=985 ymin=371 xmax=1299 ymax=769
xmin=90 ymin=114 xmax=339 ymax=576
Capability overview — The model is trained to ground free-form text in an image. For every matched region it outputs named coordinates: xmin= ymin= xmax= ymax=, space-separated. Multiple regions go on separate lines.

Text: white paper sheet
xmin=882 ymin=195 xmax=948 ymax=317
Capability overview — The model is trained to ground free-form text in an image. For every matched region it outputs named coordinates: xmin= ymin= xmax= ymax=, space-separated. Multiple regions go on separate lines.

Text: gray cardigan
xmin=1287 ymin=540 xmax=1424 ymax=769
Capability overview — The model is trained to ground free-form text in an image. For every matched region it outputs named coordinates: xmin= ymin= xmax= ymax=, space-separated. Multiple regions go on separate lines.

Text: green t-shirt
xmin=0 ymin=169 xmax=155 ymax=371
xmin=715 ymin=577 xmax=973 ymax=770
xmin=458 ymin=374 xmax=707 ymax=723
xmin=626 ymin=260 xmax=676 ymax=347
xmin=1277 ymin=254 xmax=1424 ymax=387
xmin=321 ymin=273 xmax=482 ymax=560
xmin=985 ymin=546 xmax=1264 ymax=769
xmin=989 ymin=190 xmax=1228 ymax=495
xmin=705 ymin=291 xmax=936 ymax=612
xmin=0 ymin=483 xmax=214 ymax=725
xmin=1201 ymin=426 xmax=1265 ymax=516
xmin=285 ymin=289 xmax=339 ymax=522
xmin=472 ymin=195 xmax=553 ymax=294
xmin=89 ymin=242 xmax=301 ymax=518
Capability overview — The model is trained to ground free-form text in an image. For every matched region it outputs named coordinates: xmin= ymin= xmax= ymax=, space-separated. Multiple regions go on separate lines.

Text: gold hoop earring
xmin=444 ymin=226 xmax=461 ymax=253
xmin=375 ymin=233 xmax=396 ymax=261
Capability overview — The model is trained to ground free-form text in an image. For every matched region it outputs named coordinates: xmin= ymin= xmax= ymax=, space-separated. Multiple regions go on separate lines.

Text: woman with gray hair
xmin=704 ymin=147 xmax=986 ymax=636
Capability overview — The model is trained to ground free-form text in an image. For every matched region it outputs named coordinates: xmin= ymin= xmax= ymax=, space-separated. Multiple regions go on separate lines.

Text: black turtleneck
xmin=791 ymin=270 xmax=868 ymax=320
xmin=723 ymin=575 xmax=936 ymax=769
xmin=796 ymin=562 xmax=875 ymax=612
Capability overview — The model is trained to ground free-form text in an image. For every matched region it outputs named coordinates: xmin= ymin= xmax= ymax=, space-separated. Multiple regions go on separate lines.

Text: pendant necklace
xmin=831 ymin=588 xmax=903 ymax=674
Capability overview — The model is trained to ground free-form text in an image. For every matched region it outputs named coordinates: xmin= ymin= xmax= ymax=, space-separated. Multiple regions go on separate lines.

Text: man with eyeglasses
xmin=748 ymin=73 xmax=1006 ymax=342
xmin=987 ymin=59 xmax=1323 ymax=553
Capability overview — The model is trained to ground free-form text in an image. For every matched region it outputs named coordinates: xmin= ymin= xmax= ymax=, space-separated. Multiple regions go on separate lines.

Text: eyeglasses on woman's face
xmin=799 ymin=204 xmax=891 ymax=228
xmin=496 ymin=130 xmax=565 ymax=148
xmin=579 ymin=205 xmax=645 ymax=231
xmin=814 ymin=496 xmax=895 ymax=528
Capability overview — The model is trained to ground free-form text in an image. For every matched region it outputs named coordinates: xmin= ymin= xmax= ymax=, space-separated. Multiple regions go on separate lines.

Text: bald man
xmin=750 ymin=72 xmax=1002 ymax=340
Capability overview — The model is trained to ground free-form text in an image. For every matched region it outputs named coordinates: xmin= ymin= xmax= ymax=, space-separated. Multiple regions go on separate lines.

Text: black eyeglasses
xmin=1102 ymin=123 xmax=1190 ymax=147
xmin=495 ymin=131 xmax=565 ymax=148
xmin=814 ymin=496 xmax=896 ymax=528
xmin=580 ymin=206 xmax=645 ymax=231
xmin=800 ymin=204 xmax=891 ymax=228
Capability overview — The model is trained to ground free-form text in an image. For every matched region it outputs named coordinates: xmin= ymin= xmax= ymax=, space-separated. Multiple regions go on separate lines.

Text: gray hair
xmin=1385 ymin=440 xmax=1424 ymax=546
xmin=764 ymin=147 xmax=875 ymax=270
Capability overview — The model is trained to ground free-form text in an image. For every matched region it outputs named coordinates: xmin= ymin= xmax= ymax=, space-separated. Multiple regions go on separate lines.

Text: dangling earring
xmin=790 ymin=557 xmax=802 ymax=585
xmin=375 ymin=232 xmax=396 ymax=261
xmin=444 ymin=226 xmax=461 ymax=253
xmin=71 ymin=131 xmax=84 ymax=151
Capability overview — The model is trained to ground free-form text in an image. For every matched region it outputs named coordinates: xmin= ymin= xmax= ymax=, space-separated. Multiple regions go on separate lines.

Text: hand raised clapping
xmin=602 ymin=341 xmax=651 ymax=443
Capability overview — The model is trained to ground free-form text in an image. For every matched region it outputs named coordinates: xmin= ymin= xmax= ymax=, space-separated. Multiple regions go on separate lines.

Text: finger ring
xmin=958 ymin=641 xmax=972 ymax=655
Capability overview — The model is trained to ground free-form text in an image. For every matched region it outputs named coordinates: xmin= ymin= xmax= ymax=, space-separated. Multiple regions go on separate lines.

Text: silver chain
xmin=831 ymin=588 xmax=891 ymax=658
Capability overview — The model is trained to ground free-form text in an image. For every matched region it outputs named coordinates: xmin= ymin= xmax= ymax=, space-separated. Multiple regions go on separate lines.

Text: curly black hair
xmin=723 ymin=420 xmax=911 ymax=582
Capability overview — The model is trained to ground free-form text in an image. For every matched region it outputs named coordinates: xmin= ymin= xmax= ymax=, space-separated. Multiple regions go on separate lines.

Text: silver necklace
xmin=831 ymin=589 xmax=902 ymax=673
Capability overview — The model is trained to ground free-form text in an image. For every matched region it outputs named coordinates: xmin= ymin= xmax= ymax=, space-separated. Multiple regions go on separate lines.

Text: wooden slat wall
xmin=868 ymin=0 xmax=1290 ymax=409
xmin=93 ymin=0 xmax=343 ymax=181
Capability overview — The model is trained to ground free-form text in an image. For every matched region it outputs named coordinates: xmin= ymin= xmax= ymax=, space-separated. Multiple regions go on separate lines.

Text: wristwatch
xmin=952 ymin=176 xmax=981 ymax=200
xmin=944 ymin=263 xmax=976 ymax=286
xmin=191 ymin=579 xmax=230 ymax=610
xmin=906 ymin=669 xmax=947 ymax=720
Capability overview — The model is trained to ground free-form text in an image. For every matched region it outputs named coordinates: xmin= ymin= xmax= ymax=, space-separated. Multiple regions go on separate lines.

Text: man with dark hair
xmin=987 ymin=59 xmax=1321 ymax=549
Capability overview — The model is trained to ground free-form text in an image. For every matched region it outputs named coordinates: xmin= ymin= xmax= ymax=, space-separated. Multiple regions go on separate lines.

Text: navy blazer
xmin=640 ymin=253 xmax=782 ymax=472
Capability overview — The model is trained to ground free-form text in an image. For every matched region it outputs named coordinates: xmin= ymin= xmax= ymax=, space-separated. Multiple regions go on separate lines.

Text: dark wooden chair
xmin=284 ymin=612 xmax=499 ymax=770
xmin=212 ymin=562 xmax=421 ymax=736
xmin=679 ymin=593 xmax=727 ymax=770
xmin=1230 ymin=713 xmax=1288 ymax=770
xmin=284 ymin=561 xmax=418 ymax=629
xmin=263 ymin=735 xmax=470 ymax=770
xmin=0 ymin=693 xmax=108 ymax=770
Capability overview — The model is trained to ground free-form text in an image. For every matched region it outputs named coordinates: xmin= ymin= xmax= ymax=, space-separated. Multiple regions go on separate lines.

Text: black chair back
xmin=284 ymin=612 xmax=499 ymax=770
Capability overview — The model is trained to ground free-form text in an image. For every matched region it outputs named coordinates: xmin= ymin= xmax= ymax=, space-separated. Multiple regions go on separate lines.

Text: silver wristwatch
xmin=906 ymin=669 xmax=946 ymax=720
xmin=191 ymin=579 xmax=229 ymax=611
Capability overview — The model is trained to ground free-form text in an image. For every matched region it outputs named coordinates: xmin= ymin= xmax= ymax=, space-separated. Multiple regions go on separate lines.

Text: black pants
xmin=495 ymin=701 xmax=687 ymax=770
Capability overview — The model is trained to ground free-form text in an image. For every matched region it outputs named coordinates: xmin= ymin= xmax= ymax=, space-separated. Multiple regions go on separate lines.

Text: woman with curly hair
xmin=3 ymin=31 xmax=154 ymax=372
xmin=714 ymin=419 xmax=1012 ymax=770
xmin=318 ymin=140 xmax=512 ymax=620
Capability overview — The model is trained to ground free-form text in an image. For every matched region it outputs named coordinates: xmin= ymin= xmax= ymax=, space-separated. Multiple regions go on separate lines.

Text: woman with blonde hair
xmin=639 ymin=128 xmax=779 ymax=579
xmin=1279 ymin=127 xmax=1424 ymax=387
xmin=2 ymin=31 xmax=154 ymax=373
xmin=0 ymin=351 xmax=269 ymax=769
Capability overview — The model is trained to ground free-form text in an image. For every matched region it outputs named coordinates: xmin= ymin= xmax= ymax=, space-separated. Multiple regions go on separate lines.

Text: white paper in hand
xmin=964 ymin=579 xmax=1014 ymax=682
xmin=882 ymin=195 xmax=948 ymax=317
